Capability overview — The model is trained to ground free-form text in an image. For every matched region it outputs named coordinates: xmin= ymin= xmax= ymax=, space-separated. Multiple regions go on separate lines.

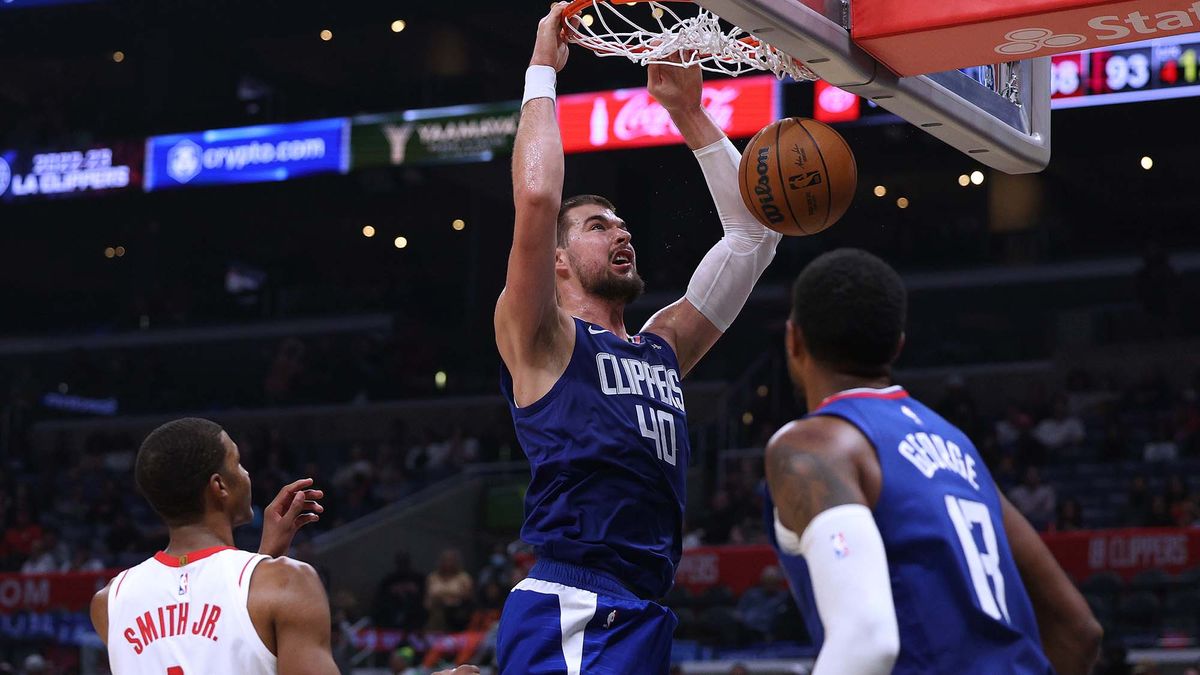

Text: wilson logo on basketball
xmin=752 ymin=147 xmax=784 ymax=225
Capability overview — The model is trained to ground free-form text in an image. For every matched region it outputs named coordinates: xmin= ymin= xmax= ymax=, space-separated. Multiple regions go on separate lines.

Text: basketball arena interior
xmin=1 ymin=0 xmax=1199 ymax=673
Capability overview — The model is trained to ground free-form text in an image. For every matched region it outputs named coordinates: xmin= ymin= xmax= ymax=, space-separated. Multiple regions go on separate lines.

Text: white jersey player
xmin=104 ymin=546 xmax=277 ymax=674
xmin=89 ymin=417 xmax=480 ymax=675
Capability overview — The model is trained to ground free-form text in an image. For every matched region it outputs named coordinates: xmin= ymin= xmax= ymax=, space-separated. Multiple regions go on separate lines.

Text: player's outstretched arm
xmin=641 ymin=56 xmax=781 ymax=375
xmin=1000 ymin=493 xmax=1102 ymax=675
xmin=256 ymin=558 xmax=341 ymax=675
xmin=765 ymin=418 xmax=900 ymax=675
xmin=496 ymin=3 xmax=573 ymax=371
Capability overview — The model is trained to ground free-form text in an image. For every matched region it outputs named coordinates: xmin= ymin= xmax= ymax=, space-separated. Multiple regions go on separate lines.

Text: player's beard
xmin=571 ymin=252 xmax=645 ymax=304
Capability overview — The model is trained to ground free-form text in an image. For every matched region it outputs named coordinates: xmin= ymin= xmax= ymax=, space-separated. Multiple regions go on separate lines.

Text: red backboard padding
xmin=852 ymin=0 xmax=1200 ymax=75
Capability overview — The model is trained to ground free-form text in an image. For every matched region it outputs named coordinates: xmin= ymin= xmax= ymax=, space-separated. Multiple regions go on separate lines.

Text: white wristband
xmin=522 ymin=65 xmax=557 ymax=108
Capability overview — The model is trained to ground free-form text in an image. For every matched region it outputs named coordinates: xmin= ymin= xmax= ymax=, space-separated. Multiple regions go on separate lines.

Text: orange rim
xmin=560 ymin=0 xmax=768 ymax=56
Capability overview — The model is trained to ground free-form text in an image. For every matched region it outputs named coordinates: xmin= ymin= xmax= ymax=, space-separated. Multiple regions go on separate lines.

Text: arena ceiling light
xmin=1141 ymin=156 xmax=1154 ymax=170
xmin=873 ymin=185 xmax=886 ymax=197
xmin=362 ymin=225 xmax=376 ymax=238
xmin=452 ymin=219 xmax=465 ymax=231
xmin=112 ymin=51 xmax=125 ymax=63
xmin=897 ymin=197 xmax=910 ymax=209
xmin=958 ymin=174 xmax=970 ymax=187
xmin=320 ymin=29 xmax=333 ymax=42
xmin=970 ymin=170 xmax=985 ymax=185
xmin=394 ymin=236 xmax=408 ymax=249
xmin=391 ymin=19 xmax=407 ymax=33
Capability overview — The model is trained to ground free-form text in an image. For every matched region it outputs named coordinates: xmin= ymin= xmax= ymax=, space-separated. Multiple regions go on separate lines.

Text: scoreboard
xmin=1052 ymin=34 xmax=1200 ymax=108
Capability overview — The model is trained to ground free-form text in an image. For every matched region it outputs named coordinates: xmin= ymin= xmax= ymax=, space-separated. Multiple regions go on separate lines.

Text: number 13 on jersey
xmin=636 ymin=404 xmax=678 ymax=466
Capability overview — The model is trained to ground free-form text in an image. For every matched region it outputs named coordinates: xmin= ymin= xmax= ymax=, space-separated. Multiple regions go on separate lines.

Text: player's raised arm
xmin=765 ymin=418 xmax=900 ymax=675
xmin=999 ymin=493 xmax=1103 ymax=675
xmin=640 ymin=56 xmax=782 ymax=375
xmin=495 ymin=3 xmax=573 ymax=369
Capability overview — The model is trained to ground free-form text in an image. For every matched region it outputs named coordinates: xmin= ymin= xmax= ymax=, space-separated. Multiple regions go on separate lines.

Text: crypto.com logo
xmin=995 ymin=28 xmax=1086 ymax=55
xmin=0 ymin=156 xmax=10 ymax=196
xmin=167 ymin=139 xmax=203 ymax=184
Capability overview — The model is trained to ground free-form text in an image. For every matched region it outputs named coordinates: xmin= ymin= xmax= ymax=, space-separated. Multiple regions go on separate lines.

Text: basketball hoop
xmin=562 ymin=0 xmax=817 ymax=81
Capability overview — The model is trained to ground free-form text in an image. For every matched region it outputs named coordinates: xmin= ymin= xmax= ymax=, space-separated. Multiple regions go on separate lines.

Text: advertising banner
xmin=674 ymin=528 xmax=1200 ymax=594
xmin=558 ymin=75 xmax=780 ymax=154
xmin=0 ymin=142 xmax=142 ymax=201
xmin=351 ymin=102 xmax=521 ymax=169
xmin=145 ymin=118 xmax=349 ymax=191
xmin=1043 ymin=527 xmax=1200 ymax=581
xmin=0 ymin=570 xmax=117 ymax=614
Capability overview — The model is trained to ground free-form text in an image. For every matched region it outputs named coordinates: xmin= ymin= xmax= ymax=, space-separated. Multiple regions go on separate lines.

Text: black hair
xmin=791 ymin=248 xmax=906 ymax=376
xmin=557 ymin=194 xmax=616 ymax=246
xmin=135 ymin=417 xmax=229 ymax=526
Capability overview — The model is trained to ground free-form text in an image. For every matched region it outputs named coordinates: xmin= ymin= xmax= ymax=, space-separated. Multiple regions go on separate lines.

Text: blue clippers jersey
xmin=766 ymin=386 xmax=1053 ymax=674
xmin=501 ymin=317 xmax=690 ymax=599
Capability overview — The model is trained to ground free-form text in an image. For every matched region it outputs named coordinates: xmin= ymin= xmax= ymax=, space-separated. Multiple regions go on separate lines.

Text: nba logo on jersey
xmin=178 ymin=572 xmax=189 ymax=596
xmin=628 ymin=335 xmax=644 ymax=345
xmin=831 ymin=532 xmax=850 ymax=559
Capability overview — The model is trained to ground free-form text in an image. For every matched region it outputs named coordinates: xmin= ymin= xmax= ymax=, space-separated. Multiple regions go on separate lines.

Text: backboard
xmin=695 ymin=0 xmax=1051 ymax=173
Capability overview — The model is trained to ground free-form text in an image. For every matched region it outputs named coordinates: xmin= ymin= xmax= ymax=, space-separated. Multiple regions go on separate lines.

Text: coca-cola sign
xmin=558 ymin=75 xmax=780 ymax=154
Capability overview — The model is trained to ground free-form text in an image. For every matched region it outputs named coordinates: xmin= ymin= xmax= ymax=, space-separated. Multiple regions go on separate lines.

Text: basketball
xmin=737 ymin=118 xmax=857 ymax=236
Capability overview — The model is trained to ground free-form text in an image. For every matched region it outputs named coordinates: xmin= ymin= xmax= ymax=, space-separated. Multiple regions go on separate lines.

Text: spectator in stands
xmin=374 ymin=551 xmax=428 ymax=631
xmin=735 ymin=565 xmax=789 ymax=643
xmin=1055 ymin=498 xmax=1085 ymax=532
xmin=389 ymin=646 xmax=421 ymax=675
xmin=1032 ymin=394 xmax=1085 ymax=452
xmin=425 ymin=548 xmax=474 ymax=632
xmin=2 ymin=508 xmax=41 ymax=570
xmin=995 ymin=402 xmax=1033 ymax=449
xmin=332 ymin=444 xmax=375 ymax=490
xmin=1145 ymin=494 xmax=1174 ymax=527
xmin=1143 ymin=418 xmax=1180 ymax=462
xmin=19 ymin=529 xmax=67 ymax=574
xmin=703 ymin=490 xmax=739 ymax=545
xmin=264 ymin=337 xmax=307 ymax=404
xmin=729 ymin=664 xmax=750 ymax=675
xmin=1123 ymin=476 xmax=1151 ymax=526
xmin=1008 ymin=466 xmax=1057 ymax=531
xmin=938 ymin=374 xmax=981 ymax=439
xmin=62 ymin=544 xmax=105 ymax=572
xmin=992 ymin=454 xmax=1021 ymax=492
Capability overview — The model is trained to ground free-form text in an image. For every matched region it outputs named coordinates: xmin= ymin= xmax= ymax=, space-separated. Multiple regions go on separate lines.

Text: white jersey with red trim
xmin=107 ymin=546 xmax=277 ymax=675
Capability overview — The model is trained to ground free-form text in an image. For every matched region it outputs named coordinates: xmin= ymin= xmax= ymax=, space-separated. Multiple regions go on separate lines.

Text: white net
xmin=564 ymin=0 xmax=817 ymax=81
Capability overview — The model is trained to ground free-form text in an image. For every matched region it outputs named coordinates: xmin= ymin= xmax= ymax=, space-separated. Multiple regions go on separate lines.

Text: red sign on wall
xmin=557 ymin=75 xmax=780 ymax=154
xmin=1043 ymin=527 xmax=1200 ymax=581
xmin=0 ymin=570 xmax=117 ymax=614
xmin=813 ymin=80 xmax=862 ymax=123
xmin=674 ymin=528 xmax=1200 ymax=595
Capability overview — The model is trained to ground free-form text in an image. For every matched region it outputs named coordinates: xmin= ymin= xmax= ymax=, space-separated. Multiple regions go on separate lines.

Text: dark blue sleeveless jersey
xmin=765 ymin=386 xmax=1054 ymax=674
xmin=501 ymin=317 xmax=690 ymax=599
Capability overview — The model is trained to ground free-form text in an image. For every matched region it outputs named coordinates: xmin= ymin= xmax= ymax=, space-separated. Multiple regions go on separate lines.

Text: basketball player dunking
xmin=494 ymin=4 xmax=783 ymax=672
xmin=90 ymin=417 xmax=478 ymax=675
xmin=765 ymin=249 xmax=1103 ymax=674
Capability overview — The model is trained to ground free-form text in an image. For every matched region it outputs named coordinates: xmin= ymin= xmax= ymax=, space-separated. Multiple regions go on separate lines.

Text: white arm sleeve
xmin=781 ymin=504 xmax=901 ymax=675
xmin=684 ymin=137 xmax=783 ymax=332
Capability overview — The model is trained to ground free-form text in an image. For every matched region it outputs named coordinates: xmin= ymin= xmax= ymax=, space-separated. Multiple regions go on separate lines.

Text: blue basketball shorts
xmin=496 ymin=559 xmax=677 ymax=675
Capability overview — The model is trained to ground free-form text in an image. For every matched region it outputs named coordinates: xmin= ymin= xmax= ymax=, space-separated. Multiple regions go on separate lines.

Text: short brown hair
xmin=557 ymin=194 xmax=615 ymax=246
